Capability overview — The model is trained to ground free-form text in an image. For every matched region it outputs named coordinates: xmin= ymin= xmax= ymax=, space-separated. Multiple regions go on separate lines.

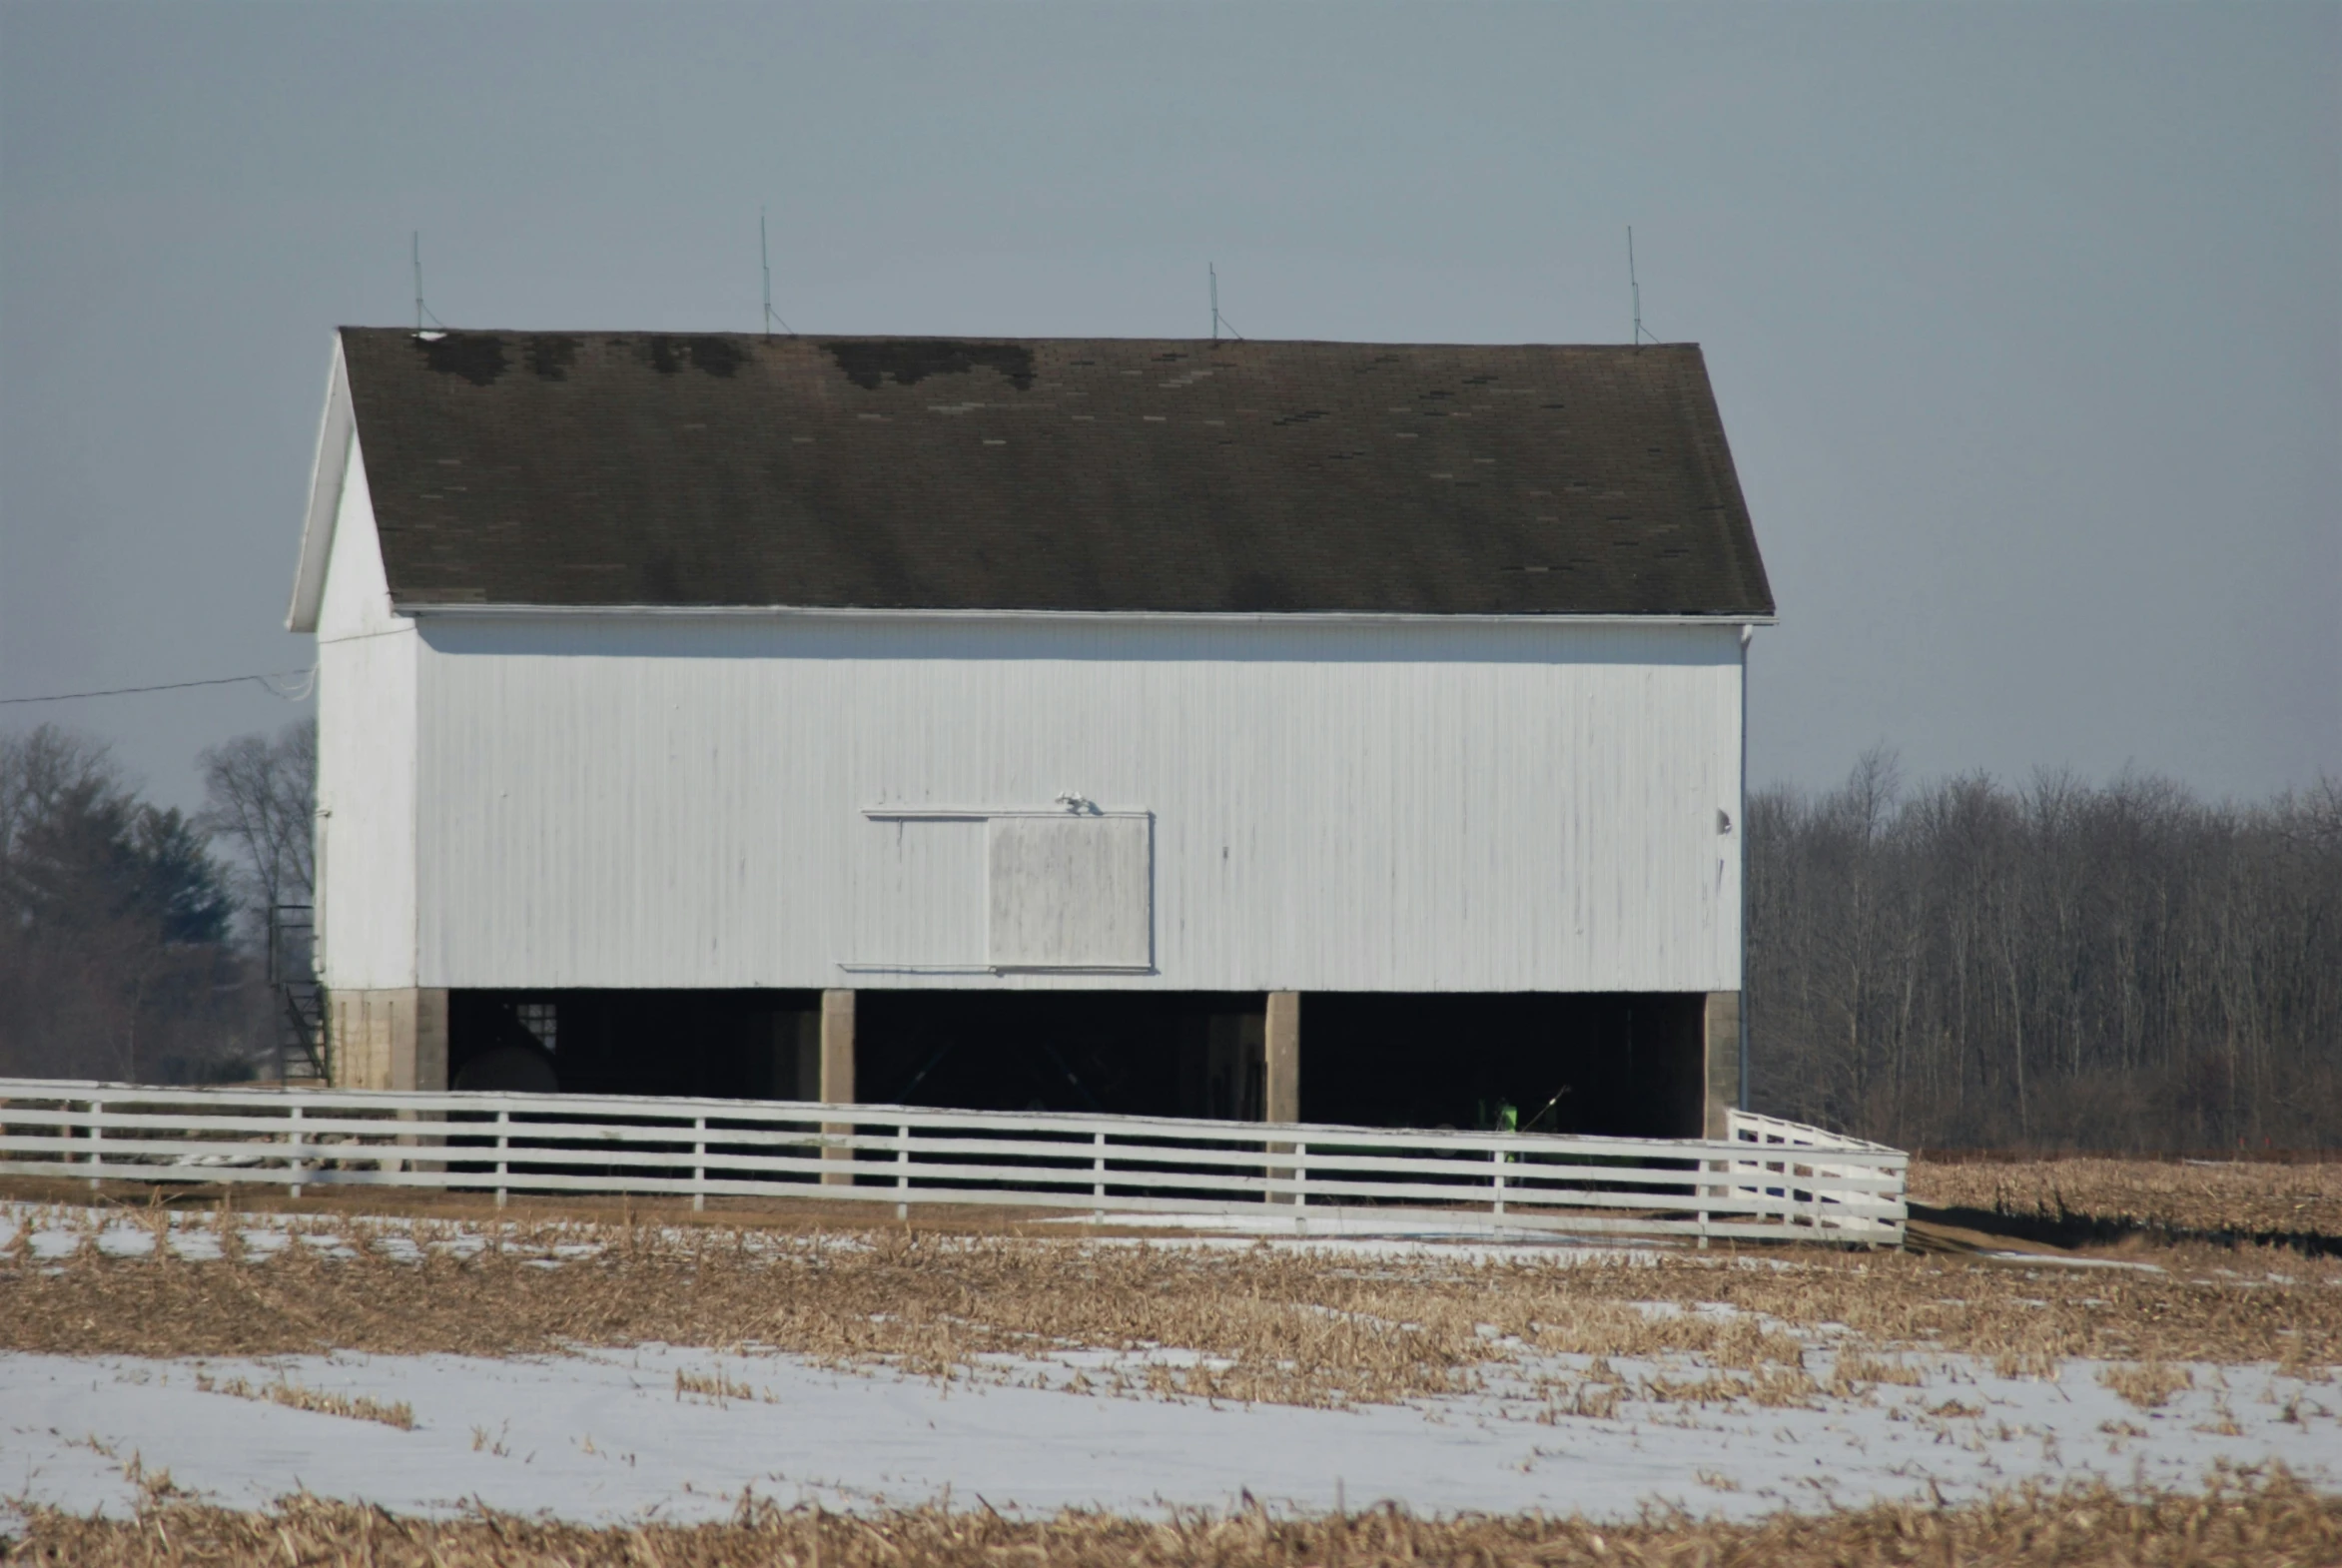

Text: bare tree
xmin=0 ymin=725 xmax=114 ymax=855
xmin=1749 ymin=756 xmax=2342 ymax=1152
xmin=198 ymin=717 xmax=316 ymax=921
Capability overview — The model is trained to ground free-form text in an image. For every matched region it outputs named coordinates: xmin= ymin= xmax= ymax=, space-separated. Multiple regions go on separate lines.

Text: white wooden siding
xmin=398 ymin=610 xmax=1745 ymax=993
xmin=844 ymin=817 xmax=988 ymax=973
xmin=312 ymin=439 xmax=417 ymax=991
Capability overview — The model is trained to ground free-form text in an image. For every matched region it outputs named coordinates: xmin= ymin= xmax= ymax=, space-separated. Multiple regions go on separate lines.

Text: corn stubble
xmin=4 ymin=1165 xmax=2337 ymax=1563
xmin=1913 ymin=1158 xmax=2342 ymax=1241
xmin=191 ymin=1371 xmax=414 ymax=1429
xmin=4 ymin=1470 xmax=2334 ymax=1567
xmin=0 ymin=1194 xmax=2333 ymax=1407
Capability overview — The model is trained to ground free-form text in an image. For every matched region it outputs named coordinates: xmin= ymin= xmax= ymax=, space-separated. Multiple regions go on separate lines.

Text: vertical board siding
xmin=313 ymin=444 xmax=417 ymax=991
xmin=406 ymin=614 xmax=1744 ymax=993
xmin=847 ymin=819 xmax=987 ymax=970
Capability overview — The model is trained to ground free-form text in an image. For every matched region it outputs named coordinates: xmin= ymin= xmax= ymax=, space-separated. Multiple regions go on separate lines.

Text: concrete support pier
xmin=1263 ymin=990 xmax=1301 ymax=1206
xmin=329 ymin=989 xmax=449 ymax=1091
xmin=1264 ymin=992 xmax=1300 ymax=1124
xmin=820 ymin=988 xmax=857 ymax=1184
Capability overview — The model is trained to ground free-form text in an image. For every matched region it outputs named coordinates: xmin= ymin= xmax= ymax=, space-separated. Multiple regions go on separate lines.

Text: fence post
xmin=1698 ymin=1155 xmax=1714 ymax=1249
xmin=1091 ymin=1130 xmax=1106 ymax=1222
xmin=1292 ymin=1142 xmax=1308 ymax=1234
xmin=1697 ymin=1154 xmax=1712 ymax=1250
xmin=288 ymin=1103 xmax=306 ymax=1200
xmin=1265 ymin=1134 xmax=1300 ymax=1210
xmin=895 ymin=1124 xmax=910 ymax=1220
xmin=86 ymin=1098 xmax=102 ymax=1192
xmin=494 ymin=1109 xmax=510 ymax=1209
xmin=1893 ymin=1159 xmax=1910 ymax=1247
xmin=1491 ymin=1144 xmax=1506 ymax=1217
xmin=692 ymin=1116 xmax=707 ymax=1213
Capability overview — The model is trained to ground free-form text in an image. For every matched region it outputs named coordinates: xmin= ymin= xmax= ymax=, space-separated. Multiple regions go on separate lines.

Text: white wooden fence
xmin=0 ymin=1079 xmax=1906 ymax=1246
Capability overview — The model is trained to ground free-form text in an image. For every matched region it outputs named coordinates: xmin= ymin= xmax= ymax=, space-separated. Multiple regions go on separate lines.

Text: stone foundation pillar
xmin=327 ymin=989 xmax=448 ymax=1092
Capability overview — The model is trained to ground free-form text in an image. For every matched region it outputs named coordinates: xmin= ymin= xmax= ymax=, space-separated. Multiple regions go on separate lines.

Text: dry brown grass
xmin=1830 ymin=1351 xmax=1927 ymax=1389
xmin=4 ymin=1470 xmax=2335 ymax=1567
xmin=2098 ymin=1361 xmax=2196 ymax=1412
xmin=673 ymin=1365 xmax=774 ymax=1405
xmin=2 ymin=1197 xmax=2335 ymax=1408
xmin=1911 ymin=1156 xmax=2342 ymax=1242
xmin=192 ymin=1371 xmax=414 ymax=1429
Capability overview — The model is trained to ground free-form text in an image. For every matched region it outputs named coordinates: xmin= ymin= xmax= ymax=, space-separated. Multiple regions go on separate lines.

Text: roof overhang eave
xmin=286 ymin=336 xmax=356 ymax=634
xmin=390 ymin=601 xmax=1779 ymax=628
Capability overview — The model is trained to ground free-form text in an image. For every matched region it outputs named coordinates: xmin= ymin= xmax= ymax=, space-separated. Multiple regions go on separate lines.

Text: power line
xmin=0 ymin=669 xmax=317 ymax=708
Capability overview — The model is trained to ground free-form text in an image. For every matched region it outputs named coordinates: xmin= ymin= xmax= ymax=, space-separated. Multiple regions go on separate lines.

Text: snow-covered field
xmin=7 ymin=1327 xmax=2334 ymax=1524
xmin=3 ymin=1201 xmax=2334 ymax=1525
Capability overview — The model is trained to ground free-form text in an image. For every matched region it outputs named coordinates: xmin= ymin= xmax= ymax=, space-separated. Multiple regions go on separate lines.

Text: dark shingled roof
xmin=338 ymin=328 xmax=1773 ymax=617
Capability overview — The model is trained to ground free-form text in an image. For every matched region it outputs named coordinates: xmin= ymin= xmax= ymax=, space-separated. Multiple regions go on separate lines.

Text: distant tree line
xmin=1747 ymin=751 xmax=2342 ymax=1152
xmin=0 ymin=720 xmax=314 ymax=1082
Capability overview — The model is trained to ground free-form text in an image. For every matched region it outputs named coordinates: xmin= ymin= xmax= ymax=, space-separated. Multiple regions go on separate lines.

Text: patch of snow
xmin=0 ymin=1201 xmax=1666 ymax=1272
xmin=1 ymin=1345 xmax=2331 ymax=1527
xmin=1054 ymin=1209 xmax=1681 ymax=1245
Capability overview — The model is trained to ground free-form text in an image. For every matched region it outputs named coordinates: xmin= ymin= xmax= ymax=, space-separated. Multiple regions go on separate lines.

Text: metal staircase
xmin=268 ymin=904 xmax=328 ymax=1085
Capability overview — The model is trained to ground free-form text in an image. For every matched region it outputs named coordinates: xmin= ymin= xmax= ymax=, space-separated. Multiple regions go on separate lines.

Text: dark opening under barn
xmin=444 ymin=990 xmax=1722 ymax=1140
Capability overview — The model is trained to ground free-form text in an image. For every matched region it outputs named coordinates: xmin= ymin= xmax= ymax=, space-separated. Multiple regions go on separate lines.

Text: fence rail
xmin=0 ymin=1078 xmax=1906 ymax=1246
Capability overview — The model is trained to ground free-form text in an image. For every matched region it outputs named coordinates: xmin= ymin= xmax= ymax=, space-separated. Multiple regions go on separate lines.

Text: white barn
xmin=290 ymin=330 xmax=1773 ymax=1137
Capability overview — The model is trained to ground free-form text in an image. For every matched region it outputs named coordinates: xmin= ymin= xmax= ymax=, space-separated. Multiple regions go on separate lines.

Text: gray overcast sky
xmin=3 ymin=2 xmax=2335 ymax=811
